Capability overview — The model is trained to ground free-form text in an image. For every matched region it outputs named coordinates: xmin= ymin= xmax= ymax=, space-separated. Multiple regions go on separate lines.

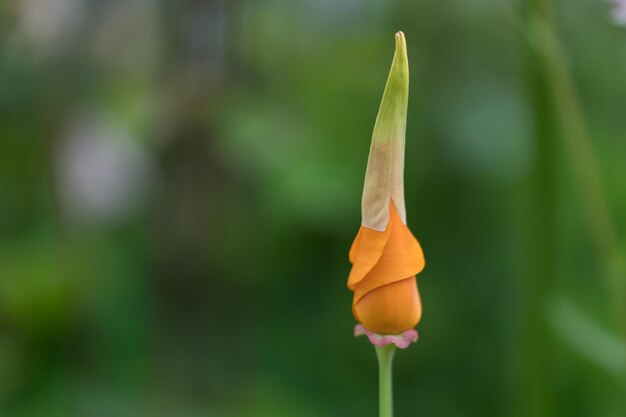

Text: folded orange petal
xmin=347 ymin=225 xmax=392 ymax=290
xmin=353 ymin=277 xmax=422 ymax=335
xmin=349 ymin=203 xmax=424 ymax=299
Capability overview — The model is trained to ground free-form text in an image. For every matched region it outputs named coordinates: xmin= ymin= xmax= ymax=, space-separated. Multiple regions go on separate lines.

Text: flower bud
xmin=347 ymin=32 xmax=425 ymax=336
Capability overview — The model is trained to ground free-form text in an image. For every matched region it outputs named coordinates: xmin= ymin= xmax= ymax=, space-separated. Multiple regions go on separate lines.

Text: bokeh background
xmin=1 ymin=0 xmax=626 ymax=416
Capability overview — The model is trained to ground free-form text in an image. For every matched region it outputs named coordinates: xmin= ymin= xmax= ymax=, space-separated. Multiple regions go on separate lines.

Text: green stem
xmin=529 ymin=5 xmax=625 ymax=331
xmin=376 ymin=345 xmax=396 ymax=417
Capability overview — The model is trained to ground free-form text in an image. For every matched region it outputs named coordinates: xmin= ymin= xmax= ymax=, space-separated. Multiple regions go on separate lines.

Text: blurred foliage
xmin=1 ymin=0 xmax=626 ymax=416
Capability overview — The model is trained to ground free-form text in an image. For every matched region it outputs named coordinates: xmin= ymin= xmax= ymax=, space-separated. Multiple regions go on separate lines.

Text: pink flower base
xmin=354 ymin=324 xmax=418 ymax=349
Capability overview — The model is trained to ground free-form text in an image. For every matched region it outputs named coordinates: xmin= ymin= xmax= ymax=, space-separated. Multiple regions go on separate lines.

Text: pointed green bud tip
xmin=394 ymin=31 xmax=408 ymax=67
xmin=361 ymin=31 xmax=410 ymax=231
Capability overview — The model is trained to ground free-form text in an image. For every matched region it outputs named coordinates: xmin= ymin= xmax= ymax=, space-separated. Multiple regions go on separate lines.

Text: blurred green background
xmin=1 ymin=0 xmax=626 ymax=416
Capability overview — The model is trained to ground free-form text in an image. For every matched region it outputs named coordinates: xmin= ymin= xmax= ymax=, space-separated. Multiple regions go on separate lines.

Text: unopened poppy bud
xmin=347 ymin=32 xmax=425 ymax=339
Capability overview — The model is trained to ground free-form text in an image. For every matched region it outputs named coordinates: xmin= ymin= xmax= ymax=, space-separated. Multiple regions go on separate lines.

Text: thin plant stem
xmin=376 ymin=345 xmax=396 ymax=417
xmin=526 ymin=0 xmax=626 ymax=405
xmin=528 ymin=0 xmax=626 ymax=342
xmin=518 ymin=1 xmax=558 ymax=414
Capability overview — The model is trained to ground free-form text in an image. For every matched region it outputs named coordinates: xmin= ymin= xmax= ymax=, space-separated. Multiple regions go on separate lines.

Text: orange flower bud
xmin=347 ymin=32 xmax=425 ymax=336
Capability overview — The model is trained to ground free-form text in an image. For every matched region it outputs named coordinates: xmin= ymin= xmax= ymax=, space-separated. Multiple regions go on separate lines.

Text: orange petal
xmin=353 ymin=276 xmax=422 ymax=335
xmin=347 ymin=224 xmax=392 ymax=290
xmin=348 ymin=227 xmax=362 ymax=263
xmin=352 ymin=204 xmax=424 ymax=304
